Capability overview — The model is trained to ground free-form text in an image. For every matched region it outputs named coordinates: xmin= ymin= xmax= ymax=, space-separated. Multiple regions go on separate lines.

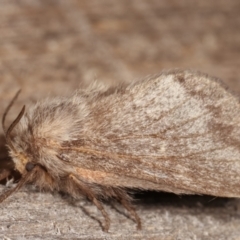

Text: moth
xmin=0 ymin=69 xmax=240 ymax=231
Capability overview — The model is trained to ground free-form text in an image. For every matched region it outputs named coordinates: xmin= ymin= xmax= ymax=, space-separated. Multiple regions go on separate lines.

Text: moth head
xmin=0 ymin=90 xmax=41 ymax=204
xmin=2 ymin=90 xmax=36 ymax=175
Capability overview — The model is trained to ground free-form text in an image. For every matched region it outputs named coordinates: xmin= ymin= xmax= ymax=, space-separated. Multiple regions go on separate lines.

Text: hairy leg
xmin=114 ymin=188 xmax=142 ymax=230
xmin=69 ymin=174 xmax=110 ymax=232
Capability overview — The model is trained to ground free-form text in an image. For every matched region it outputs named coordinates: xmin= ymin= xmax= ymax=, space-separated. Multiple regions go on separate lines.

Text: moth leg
xmin=91 ymin=196 xmax=110 ymax=232
xmin=115 ymin=189 xmax=142 ymax=230
xmin=68 ymin=174 xmax=110 ymax=232
xmin=0 ymin=166 xmax=38 ymax=203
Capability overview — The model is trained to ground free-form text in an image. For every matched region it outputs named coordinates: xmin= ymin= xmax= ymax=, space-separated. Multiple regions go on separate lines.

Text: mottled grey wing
xmin=60 ymin=70 xmax=240 ymax=197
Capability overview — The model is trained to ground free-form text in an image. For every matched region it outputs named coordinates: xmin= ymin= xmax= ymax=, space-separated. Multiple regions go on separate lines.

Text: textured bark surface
xmin=0 ymin=0 xmax=240 ymax=239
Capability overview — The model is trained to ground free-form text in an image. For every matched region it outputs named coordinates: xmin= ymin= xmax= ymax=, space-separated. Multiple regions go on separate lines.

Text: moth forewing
xmin=61 ymin=70 xmax=240 ymax=197
xmin=1 ymin=69 xmax=240 ymax=231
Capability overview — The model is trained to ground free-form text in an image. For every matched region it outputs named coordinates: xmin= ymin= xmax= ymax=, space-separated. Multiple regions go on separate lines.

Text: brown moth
xmin=1 ymin=69 xmax=240 ymax=231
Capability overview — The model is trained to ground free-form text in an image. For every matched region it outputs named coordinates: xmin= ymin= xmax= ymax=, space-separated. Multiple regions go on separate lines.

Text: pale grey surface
xmin=0 ymin=0 xmax=240 ymax=239
xmin=1 ymin=185 xmax=240 ymax=240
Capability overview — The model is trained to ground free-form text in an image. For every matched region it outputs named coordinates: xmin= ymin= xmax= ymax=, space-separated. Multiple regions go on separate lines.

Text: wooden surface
xmin=1 ymin=187 xmax=240 ymax=240
xmin=0 ymin=0 xmax=240 ymax=239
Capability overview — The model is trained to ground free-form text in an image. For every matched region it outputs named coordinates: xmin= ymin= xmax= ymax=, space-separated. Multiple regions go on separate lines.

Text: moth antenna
xmin=5 ymin=105 xmax=25 ymax=153
xmin=2 ymin=89 xmax=21 ymax=134
xmin=0 ymin=165 xmax=37 ymax=203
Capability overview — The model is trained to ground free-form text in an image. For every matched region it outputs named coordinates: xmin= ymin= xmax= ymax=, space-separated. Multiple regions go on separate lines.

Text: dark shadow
xmin=0 ymin=134 xmax=20 ymax=184
xmin=133 ymin=190 xmax=230 ymax=208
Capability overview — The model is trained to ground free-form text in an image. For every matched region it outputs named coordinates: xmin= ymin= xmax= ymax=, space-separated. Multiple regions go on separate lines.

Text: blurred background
xmin=0 ymin=0 xmax=240 ymax=96
xmin=0 ymin=0 xmax=240 ymax=238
